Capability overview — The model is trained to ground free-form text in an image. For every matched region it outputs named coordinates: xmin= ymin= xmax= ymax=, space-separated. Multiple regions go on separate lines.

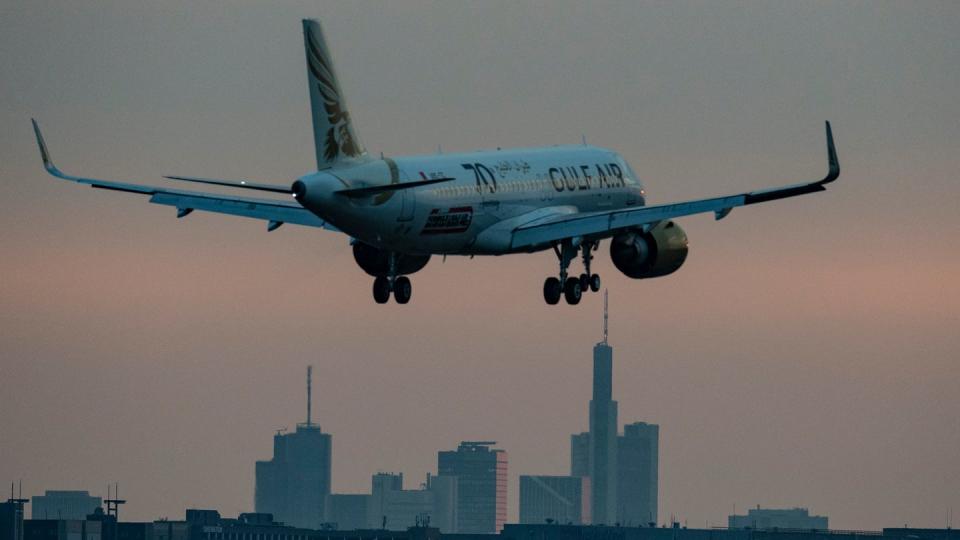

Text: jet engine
xmin=352 ymin=242 xmax=430 ymax=277
xmin=609 ymin=221 xmax=688 ymax=279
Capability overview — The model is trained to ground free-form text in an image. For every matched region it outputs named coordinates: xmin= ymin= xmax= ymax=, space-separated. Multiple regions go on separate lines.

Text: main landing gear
xmin=543 ymin=239 xmax=601 ymax=305
xmin=372 ymin=253 xmax=412 ymax=304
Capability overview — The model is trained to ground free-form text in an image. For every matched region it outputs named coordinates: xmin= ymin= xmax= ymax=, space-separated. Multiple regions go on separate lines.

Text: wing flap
xmin=512 ymin=195 xmax=745 ymax=249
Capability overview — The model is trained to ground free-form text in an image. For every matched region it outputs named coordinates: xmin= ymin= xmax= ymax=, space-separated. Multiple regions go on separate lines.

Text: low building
xmin=325 ymin=495 xmax=370 ymax=530
xmin=368 ymin=474 xmax=457 ymax=533
xmin=500 ymin=523 xmax=960 ymax=540
xmin=882 ymin=530 xmax=960 ymax=540
xmin=728 ymin=507 xmax=827 ymax=530
xmin=24 ymin=519 xmax=102 ymax=540
xmin=518 ymin=476 xmax=589 ymax=525
xmin=31 ymin=493 xmax=102 ymax=521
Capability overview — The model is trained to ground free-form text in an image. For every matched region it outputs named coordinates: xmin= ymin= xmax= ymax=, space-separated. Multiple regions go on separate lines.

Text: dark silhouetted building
xmin=255 ymin=423 xmax=332 ymax=529
xmin=500 ymin=523 xmax=960 ymax=540
xmin=256 ymin=368 xmax=331 ymax=529
xmin=570 ymin=434 xmax=589 ymax=479
xmin=437 ymin=442 xmax=507 ymax=533
xmin=1 ymin=501 xmax=26 ymax=540
xmin=617 ymin=422 xmax=658 ymax=526
xmin=31 ymin=492 xmax=101 ymax=521
xmin=85 ymin=508 xmax=151 ymax=540
xmin=325 ymin=494 xmax=369 ymax=530
xmin=728 ymin=507 xmax=828 ymax=530
xmin=518 ymin=476 xmax=590 ymax=525
xmin=572 ymin=301 xmax=659 ymax=526
xmin=589 ymin=338 xmax=617 ymax=525
xmin=172 ymin=509 xmax=428 ymax=540
xmin=24 ymin=519 xmax=102 ymax=540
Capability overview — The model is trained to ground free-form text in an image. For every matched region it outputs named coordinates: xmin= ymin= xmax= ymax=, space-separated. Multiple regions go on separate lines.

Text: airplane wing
xmin=510 ymin=122 xmax=839 ymax=250
xmin=31 ymin=120 xmax=336 ymax=232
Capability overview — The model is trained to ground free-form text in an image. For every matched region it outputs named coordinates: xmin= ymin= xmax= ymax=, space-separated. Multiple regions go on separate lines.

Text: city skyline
xmin=1 ymin=1 xmax=958 ymax=532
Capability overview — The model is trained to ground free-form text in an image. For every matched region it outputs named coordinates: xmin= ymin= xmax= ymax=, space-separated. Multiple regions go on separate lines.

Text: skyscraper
xmin=255 ymin=367 xmax=332 ymax=529
xmin=437 ymin=441 xmax=507 ymax=533
xmin=589 ymin=293 xmax=618 ymax=524
xmin=617 ymin=422 xmax=659 ymax=526
xmin=569 ymin=294 xmax=660 ymax=527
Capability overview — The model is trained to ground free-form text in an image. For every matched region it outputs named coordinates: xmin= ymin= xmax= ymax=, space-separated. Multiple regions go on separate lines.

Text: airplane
xmin=31 ymin=18 xmax=839 ymax=306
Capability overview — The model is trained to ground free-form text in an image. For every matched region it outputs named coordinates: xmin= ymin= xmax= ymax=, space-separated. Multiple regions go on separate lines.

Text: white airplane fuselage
xmin=296 ymin=145 xmax=645 ymax=256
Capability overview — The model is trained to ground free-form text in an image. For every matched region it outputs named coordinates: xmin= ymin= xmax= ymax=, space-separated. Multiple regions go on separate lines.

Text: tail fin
xmin=302 ymin=19 xmax=367 ymax=169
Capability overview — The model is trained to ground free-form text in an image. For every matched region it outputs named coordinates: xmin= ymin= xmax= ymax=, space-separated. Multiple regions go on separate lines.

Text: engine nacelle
xmin=352 ymin=242 xmax=430 ymax=277
xmin=610 ymin=221 xmax=689 ymax=279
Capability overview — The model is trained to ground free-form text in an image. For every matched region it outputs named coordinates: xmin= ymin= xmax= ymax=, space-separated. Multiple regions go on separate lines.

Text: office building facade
xmin=518 ymin=476 xmax=590 ymax=525
xmin=369 ymin=474 xmax=456 ymax=532
xmin=617 ymin=422 xmax=659 ymax=526
xmin=570 ymin=433 xmax=590 ymax=479
xmin=31 ymin=492 xmax=101 ymax=521
xmin=437 ymin=442 xmax=507 ymax=533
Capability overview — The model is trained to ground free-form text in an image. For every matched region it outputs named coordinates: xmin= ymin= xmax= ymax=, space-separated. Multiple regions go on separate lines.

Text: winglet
xmin=821 ymin=120 xmax=839 ymax=185
xmin=31 ymin=118 xmax=60 ymax=175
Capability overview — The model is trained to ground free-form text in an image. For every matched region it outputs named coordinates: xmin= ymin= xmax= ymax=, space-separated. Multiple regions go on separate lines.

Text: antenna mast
xmin=602 ymin=289 xmax=609 ymax=344
xmin=307 ymin=365 xmax=313 ymax=426
xmin=104 ymin=483 xmax=125 ymax=520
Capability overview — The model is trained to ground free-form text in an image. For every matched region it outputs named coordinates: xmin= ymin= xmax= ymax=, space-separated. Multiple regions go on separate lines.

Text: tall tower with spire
xmin=255 ymin=366 xmax=332 ymax=529
xmin=589 ymin=290 xmax=618 ymax=524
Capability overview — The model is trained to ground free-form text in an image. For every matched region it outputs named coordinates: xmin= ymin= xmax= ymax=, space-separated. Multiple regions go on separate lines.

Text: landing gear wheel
xmin=564 ymin=277 xmax=583 ymax=305
xmin=589 ymin=274 xmax=601 ymax=292
xmin=543 ymin=277 xmax=562 ymax=305
xmin=393 ymin=276 xmax=412 ymax=304
xmin=373 ymin=276 xmax=391 ymax=304
xmin=579 ymin=273 xmax=590 ymax=292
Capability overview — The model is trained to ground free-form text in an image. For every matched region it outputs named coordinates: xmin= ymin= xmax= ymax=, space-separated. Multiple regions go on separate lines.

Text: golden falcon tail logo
xmin=305 ymin=27 xmax=364 ymax=161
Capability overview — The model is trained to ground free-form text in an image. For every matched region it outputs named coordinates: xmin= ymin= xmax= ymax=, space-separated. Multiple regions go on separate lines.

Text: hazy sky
xmin=1 ymin=0 xmax=958 ymax=531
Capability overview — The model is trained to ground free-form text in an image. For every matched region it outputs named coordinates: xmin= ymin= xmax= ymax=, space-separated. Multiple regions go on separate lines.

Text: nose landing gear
xmin=372 ymin=252 xmax=413 ymax=304
xmin=542 ymin=239 xmax=601 ymax=305
xmin=580 ymin=240 xmax=601 ymax=293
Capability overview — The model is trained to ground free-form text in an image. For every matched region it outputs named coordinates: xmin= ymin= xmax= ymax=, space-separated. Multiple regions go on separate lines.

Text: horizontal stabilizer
xmin=335 ymin=176 xmax=455 ymax=197
xmin=164 ymin=175 xmax=292 ymax=194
